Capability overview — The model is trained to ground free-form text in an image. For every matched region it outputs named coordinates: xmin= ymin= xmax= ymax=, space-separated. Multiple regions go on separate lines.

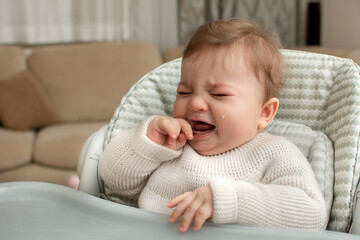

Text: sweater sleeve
xmin=210 ymin=140 xmax=328 ymax=230
xmin=99 ymin=116 xmax=182 ymax=199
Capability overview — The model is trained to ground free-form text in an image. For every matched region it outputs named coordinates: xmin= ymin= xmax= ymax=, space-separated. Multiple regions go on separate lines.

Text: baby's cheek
xmin=173 ymin=102 xmax=186 ymax=118
xmin=218 ymin=114 xmax=227 ymax=131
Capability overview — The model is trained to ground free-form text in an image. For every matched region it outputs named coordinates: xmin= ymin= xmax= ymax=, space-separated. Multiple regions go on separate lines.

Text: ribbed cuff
xmin=132 ymin=116 xmax=182 ymax=162
xmin=210 ymin=177 xmax=238 ymax=224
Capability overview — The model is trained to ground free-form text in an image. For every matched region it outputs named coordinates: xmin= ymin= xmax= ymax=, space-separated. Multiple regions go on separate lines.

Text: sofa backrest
xmin=0 ymin=46 xmax=26 ymax=80
xmin=27 ymin=42 xmax=162 ymax=122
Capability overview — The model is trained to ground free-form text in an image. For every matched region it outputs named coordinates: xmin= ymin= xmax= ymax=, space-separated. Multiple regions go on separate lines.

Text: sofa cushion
xmin=0 ymin=163 xmax=76 ymax=186
xmin=0 ymin=128 xmax=35 ymax=171
xmin=28 ymin=42 xmax=162 ymax=122
xmin=34 ymin=121 xmax=107 ymax=169
xmin=0 ymin=71 xmax=60 ymax=130
xmin=0 ymin=46 xmax=26 ymax=80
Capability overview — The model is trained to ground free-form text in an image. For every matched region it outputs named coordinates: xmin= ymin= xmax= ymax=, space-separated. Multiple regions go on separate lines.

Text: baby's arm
xmin=211 ymin=151 xmax=327 ymax=229
xmin=99 ymin=116 xmax=190 ymax=198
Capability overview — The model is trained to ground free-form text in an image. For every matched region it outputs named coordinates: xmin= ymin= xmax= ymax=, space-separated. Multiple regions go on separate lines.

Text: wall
xmin=321 ymin=0 xmax=360 ymax=49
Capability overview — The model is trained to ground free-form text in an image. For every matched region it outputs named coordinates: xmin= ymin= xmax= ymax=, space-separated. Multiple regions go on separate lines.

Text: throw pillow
xmin=0 ymin=71 xmax=60 ymax=130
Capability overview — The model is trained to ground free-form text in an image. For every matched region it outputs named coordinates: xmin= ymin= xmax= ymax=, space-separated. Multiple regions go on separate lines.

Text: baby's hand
xmin=147 ymin=116 xmax=193 ymax=151
xmin=167 ymin=185 xmax=214 ymax=232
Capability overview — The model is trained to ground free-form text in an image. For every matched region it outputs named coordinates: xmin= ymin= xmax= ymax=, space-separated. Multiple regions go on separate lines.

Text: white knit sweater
xmin=99 ymin=117 xmax=327 ymax=230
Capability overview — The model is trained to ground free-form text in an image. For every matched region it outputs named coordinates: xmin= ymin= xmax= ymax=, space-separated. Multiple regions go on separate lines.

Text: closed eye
xmin=211 ymin=93 xmax=230 ymax=97
xmin=177 ymin=91 xmax=192 ymax=95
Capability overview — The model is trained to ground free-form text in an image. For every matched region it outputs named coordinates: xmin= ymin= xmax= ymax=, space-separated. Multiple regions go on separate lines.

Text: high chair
xmin=77 ymin=49 xmax=360 ymax=237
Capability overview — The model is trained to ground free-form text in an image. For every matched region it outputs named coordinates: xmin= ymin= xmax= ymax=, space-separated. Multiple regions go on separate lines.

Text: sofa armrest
xmin=350 ymin=182 xmax=360 ymax=234
xmin=78 ymin=124 xmax=108 ymax=196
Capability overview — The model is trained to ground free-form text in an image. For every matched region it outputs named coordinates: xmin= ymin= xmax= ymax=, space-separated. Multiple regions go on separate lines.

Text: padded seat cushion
xmin=34 ymin=121 xmax=107 ymax=169
xmin=267 ymin=119 xmax=334 ymax=214
xmin=0 ymin=128 xmax=35 ymax=171
xmin=105 ymin=50 xmax=360 ymax=232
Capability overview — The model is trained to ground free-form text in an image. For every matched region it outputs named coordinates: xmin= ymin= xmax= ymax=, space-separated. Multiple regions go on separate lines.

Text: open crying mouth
xmin=192 ymin=121 xmax=216 ymax=133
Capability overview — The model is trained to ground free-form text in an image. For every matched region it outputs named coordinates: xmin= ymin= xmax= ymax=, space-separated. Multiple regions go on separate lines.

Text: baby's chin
xmin=188 ymin=141 xmax=230 ymax=156
xmin=188 ymin=133 xmax=259 ymax=156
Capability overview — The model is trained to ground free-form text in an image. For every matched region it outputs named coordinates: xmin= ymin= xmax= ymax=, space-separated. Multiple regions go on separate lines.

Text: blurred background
xmin=0 ymin=0 xmax=358 ymax=53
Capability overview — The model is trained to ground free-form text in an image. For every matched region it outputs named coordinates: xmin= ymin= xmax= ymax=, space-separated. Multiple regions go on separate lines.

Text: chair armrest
xmin=350 ymin=182 xmax=360 ymax=234
xmin=78 ymin=124 xmax=108 ymax=196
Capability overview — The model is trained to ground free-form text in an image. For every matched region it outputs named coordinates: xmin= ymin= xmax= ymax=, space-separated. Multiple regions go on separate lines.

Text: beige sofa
xmin=0 ymin=41 xmax=162 ymax=186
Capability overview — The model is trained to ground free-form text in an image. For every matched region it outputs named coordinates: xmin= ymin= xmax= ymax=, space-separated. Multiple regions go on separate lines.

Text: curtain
xmin=128 ymin=0 xmax=178 ymax=53
xmin=0 ymin=0 xmax=129 ymax=44
xmin=0 ymin=0 xmax=178 ymax=52
xmin=179 ymin=0 xmax=299 ymax=48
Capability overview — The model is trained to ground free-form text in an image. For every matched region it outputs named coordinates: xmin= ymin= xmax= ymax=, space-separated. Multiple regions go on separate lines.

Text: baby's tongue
xmin=194 ymin=122 xmax=214 ymax=131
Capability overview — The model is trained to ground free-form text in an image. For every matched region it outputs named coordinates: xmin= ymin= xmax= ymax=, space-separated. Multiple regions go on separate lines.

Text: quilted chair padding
xmin=105 ymin=50 xmax=360 ymax=232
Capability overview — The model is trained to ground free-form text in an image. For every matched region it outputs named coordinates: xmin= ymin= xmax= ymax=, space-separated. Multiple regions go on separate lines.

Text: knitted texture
xmin=267 ymin=119 xmax=334 ymax=214
xmin=99 ymin=117 xmax=328 ymax=230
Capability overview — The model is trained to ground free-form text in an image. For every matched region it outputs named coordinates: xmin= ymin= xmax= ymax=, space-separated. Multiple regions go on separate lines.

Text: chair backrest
xmin=105 ymin=50 xmax=360 ymax=232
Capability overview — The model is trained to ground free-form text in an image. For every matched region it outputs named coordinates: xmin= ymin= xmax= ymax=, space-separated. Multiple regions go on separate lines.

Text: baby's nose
xmin=188 ymin=95 xmax=208 ymax=112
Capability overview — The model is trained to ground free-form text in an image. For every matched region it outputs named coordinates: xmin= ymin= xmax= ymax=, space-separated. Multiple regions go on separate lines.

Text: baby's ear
xmin=258 ymin=97 xmax=279 ymax=129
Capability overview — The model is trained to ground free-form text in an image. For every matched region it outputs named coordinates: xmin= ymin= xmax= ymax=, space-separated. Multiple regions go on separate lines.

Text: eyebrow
xmin=177 ymin=81 xmax=234 ymax=90
xmin=210 ymin=82 xmax=233 ymax=89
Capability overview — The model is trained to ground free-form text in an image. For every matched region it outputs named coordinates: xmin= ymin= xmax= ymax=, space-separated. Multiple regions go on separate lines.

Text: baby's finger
xmin=158 ymin=118 xmax=180 ymax=140
xmin=175 ymin=133 xmax=187 ymax=150
xmin=179 ymin=200 xmax=203 ymax=232
xmin=193 ymin=205 xmax=212 ymax=231
xmin=167 ymin=192 xmax=192 ymax=208
xmin=167 ymin=137 xmax=177 ymax=149
xmin=168 ymin=193 xmax=195 ymax=223
xmin=177 ymin=118 xmax=193 ymax=140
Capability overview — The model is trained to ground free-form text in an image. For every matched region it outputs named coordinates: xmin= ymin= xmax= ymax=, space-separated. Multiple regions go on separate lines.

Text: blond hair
xmin=183 ymin=19 xmax=285 ymax=100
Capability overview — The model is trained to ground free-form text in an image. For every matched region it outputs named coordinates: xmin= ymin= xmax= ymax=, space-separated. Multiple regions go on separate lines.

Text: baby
xmin=99 ymin=19 xmax=327 ymax=232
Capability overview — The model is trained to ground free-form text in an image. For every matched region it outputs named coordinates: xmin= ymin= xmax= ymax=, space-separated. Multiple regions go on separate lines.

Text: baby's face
xmin=173 ymin=47 xmax=266 ymax=155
